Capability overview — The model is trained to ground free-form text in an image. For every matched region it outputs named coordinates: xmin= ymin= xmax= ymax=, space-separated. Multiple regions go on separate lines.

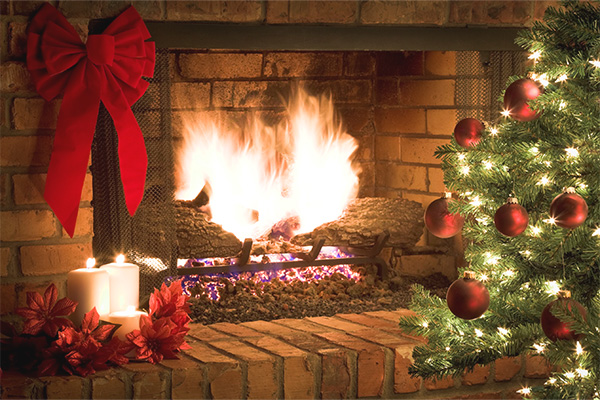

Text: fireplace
xmin=90 ymin=42 xmax=525 ymax=304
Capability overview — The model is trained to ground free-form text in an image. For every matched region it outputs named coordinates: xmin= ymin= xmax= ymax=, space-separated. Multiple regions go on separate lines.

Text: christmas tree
xmin=399 ymin=2 xmax=600 ymax=399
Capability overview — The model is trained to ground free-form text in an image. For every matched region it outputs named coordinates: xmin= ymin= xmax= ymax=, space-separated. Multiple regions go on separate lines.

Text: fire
xmin=175 ymin=88 xmax=360 ymax=240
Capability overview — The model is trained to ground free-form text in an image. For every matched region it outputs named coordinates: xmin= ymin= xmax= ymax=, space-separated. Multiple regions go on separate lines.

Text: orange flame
xmin=175 ymin=89 xmax=360 ymax=240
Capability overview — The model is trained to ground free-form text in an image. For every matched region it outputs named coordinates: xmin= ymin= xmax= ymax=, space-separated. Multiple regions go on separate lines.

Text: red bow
xmin=27 ymin=4 xmax=155 ymax=237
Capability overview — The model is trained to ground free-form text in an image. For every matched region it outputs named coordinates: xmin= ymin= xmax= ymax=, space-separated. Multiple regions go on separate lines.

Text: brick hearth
xmin=1 ymin=309 xmax=551 ymax=399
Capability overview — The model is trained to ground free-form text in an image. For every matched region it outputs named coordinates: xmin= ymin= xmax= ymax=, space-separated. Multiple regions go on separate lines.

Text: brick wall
xmin=0 ymin=0 xmax=557 ymax=312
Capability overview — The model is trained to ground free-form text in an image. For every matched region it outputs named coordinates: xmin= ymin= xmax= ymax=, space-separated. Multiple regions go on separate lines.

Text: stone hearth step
xmin=0 ymin=309 xmax=549 ymax=399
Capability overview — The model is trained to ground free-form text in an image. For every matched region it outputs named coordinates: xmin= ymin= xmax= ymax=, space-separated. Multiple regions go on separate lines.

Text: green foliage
xmin=401 ymin=2 xmax=600 ymax=399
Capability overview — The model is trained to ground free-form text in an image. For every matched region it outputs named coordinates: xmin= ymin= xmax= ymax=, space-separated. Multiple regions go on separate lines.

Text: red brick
xmin=399 ymin=254 xmax=457 ymax=280
xmin=425 ymin=51 xmax=457 ymax=75
xmin=524 ymin=354 xmax=552 ymax=378
xmin=183 ymin=340 xmax=243 ymax=399
xmin=135 ymin=1 xmax=164 ymax=20
xmin=265 ymin=1 xmax=289 ymax=23
xmin=429 ymin=167 xmax=446 ymax=193
xmin=363 ymin=309 xmax=418 ymax=323
xmin=188 ymin=324 xmax=234 ymax=342
xmin=307 ymin=315 xmax=372 ymax=333
xmin=16 ymin=280 xmax=61 ymax=309
xmin=335 ymin=313 xmax=407 ymax=336
xmin=376 ymin=52 xmax=424 ymax=77
xmin=0 ymin=210 xmax=57 ymax=242
xmin=210 ymin=322 xmax=266 ymax=339
xmin=264 ymin=52 xmax=343 ymax=77
xmin=1 ymin=283 xmax=17 ymax=315
xmin=288 ymin=1 xmax=357 ymax=23
xmin=246 ymin=336 xmax=317 ymax=399
xmin=232 ymin=81 xmax=291 ymax=108
xmin=1 ymin=247 xmax=11 ymax=277
xmin=374 ymin=108 xmax=426 ymax=133
xmin=0 ymin=62 xmax=33 ymax=93
xmin=494 ymin=356 xmax=522 ymax=382
xmin=427 ymin=109 xmax=457 ymax=136
xmin=302 ymin=80 xmax=372 ymax=105
xmin=398 ymin=80 xmax=455 ymax=107
xmin=376 ymin=78 xmax=399 ymax=105
xmin=0 ymin=99 xmax=6 ymax=129
xmin=209 ymin=340 xmax=278 ymax=399
xmin=338 ymin=107 xmax=372 ymax=134
xmin=423 ymin=374 xmax=455 ymax=390
xmin=393 ymin=345 xmax=422 ymax=393
xmin=121 ymin=362 xmax=169 ymax=399
xmin=361 ymin=1 xmax=447 ymax=25
xmin=12 ymin=174 xmax=46 ymax=205
xmin=0 ymin=136 xmax=53 ymax=167
xmin=374 ymin=135 xmax=397 ymax=161
xmin=41 ymin=376 xmax=84 ymax=399
xmin=12 ymin=98 xmax=61 ymax=130
xmin=212 ymin=81 xmax=234 ymax=107
xmin=462 ymin=364 xmax=490 ymax=386
xmin=355 ymin=136 xmax=373 ymax=162
xmin=161 ymin=357 xmax=205 ymax=399
xmin=20 ymin=243 xmax=93 ymax=276
xmin=179 ymin=53 xmax=263 ymax=79
xmin=316 ymin=330 xmax=385 ymax=398
xmin=449 ymin=1 xmax=533 ymax=25
xmin=401 ymin=137 xmax=448 ymax=164
xmin=534 ymin=1 xmax=562 ymax=21
xmin=81 ymin=173 xmax=93 ymax=202
xmin=91 ymin=369 xmax=127 ymax=400
xmin=448 ymin=392 xmax=504 ymax=400
xmin=8 ymin=22 xmax=27 ymax=58
xmin=344 ymin=52 xmax=375 ymax=77
xmin=171 ymin=82 xmax=210 ymax=109
xmin=0 ymin=371 xmax=38 ymax=398
xmin=375 ymin=163 xmax=428 ymax=191
xmin=61 ymin=207 xmax=93 ymax=238
xmin=166 ymin=1 xmax=263 ymax=22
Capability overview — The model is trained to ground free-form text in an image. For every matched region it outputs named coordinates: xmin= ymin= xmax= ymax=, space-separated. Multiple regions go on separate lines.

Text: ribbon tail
xmin=44 ymin=62 xmax=101 ymax=237
xmin=101 ymin=70 xmax=147 ymax=217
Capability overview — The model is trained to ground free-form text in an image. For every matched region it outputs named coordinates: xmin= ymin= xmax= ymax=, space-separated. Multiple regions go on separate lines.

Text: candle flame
xmin=116 ymin=254 xmax=126 ymax=264
xmin=86 ymin=258 xmax=96 ymax=269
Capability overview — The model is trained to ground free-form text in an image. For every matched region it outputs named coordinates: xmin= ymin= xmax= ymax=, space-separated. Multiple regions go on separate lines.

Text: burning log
xmin=290 ymin=197 xmax=424 ymax=249
xmin=175 ymin=200 xmax=242 ymax=258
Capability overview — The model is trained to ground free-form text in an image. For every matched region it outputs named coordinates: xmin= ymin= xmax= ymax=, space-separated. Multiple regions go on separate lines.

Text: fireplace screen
xmin=91 ymin=49 xmax=525 ymax=304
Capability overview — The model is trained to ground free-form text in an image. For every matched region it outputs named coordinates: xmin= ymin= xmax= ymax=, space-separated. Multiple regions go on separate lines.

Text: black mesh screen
xmin=91 ymin=48 xmax=177 ymax=305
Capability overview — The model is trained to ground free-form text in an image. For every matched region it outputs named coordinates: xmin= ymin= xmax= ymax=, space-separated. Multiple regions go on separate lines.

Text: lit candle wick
xmin=116 ymin=254 xmax=125 ymax=264
xmin=86 ymin=258 xmax=96 ymax=269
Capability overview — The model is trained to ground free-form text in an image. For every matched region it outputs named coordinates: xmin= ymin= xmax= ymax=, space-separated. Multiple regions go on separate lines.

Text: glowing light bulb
xmin=530 ymin=146 xmax=539 ymax=154
xmin=86 ymin=258 xmax=96 ymax=269
xmin=531 ymin=226 xmax=542 ymax=236
xmin=593 ymin=227 xmax=600 ymax=237
xmin=545 ymin=281 xmax=561 ymax=295
xmin=483 ymin=160 xmax=493 ymax=170
xmin=533 ymin=343 xmax=546 ymax=353
xmin=577 ymin=368 xmax=589 ymax=378
xmin=116 ymin=254 xmax=125 ymax=264
xmin=445 ymin=346 xmax=451 ymax=351
xmin=547 ymin=378 xmax=557 ymax=385
xmin=576 ymin=341 xmax=584 ymax=355
xmin=457 ymin=153 xmax=466 ymax=161
xmin=559 ymin=100 xmax=567 ymax=110
xmin=565 ymin=371 xmax=575 ymax=379
xmin=489 ymin=127 xmax=499 ymax=136
xmin=518 ymin=387 xmax=531 ymax=396
xmin=544 ymin=217 xmax=556 ymax=225
xmin=522 ymin=250 xmax=531 ymax=257
xmin=590 ymin=60 xmax=600 ymax=68
xmin=534 ymin=73 xmax=549 ymax=87
xmin=422 ymin=321 xmax=429 ymax=328
xmin=555 ymin=74 xmax=568 ymax=82
xmin=480 ymin=274 xmax=488 ymax=281
xmin=537 ymin=176 xmax=551 ymax=186
xmin=529 ymin=50 xmax=542 ymax=60
xmin=470 ymin=196 xmax=482 ymax=207
xmin=565 ymin=147 xmax=579 ymax=157
xmin=497 ymin=327 xmax=509 ymax=335
xmin=475 ymin=329 xmax=484 ymax=337
xmin=503 ymin=269 xmax=514 ymax=277
xmin=501 ymin=109 xmax=511 ymax=117
xmin=461 ymin=166 xmax=470 ymax=175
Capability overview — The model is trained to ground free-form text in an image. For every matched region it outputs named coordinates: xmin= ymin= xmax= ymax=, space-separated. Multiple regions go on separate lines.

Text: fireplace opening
xmin=91 ymin=44 xmax=525 ymax=315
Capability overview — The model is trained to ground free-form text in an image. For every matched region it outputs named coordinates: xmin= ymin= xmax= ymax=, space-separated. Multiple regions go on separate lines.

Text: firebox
xmin=89 ymin=21 xmax=526 ymax=303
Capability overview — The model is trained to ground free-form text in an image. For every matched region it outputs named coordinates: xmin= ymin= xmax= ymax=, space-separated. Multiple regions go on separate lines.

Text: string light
xmin=590 ymin=59 xmax=600 ymax=68
xmin=530 ymin=146 xmax=540 ymax=154
xmin=502 ymin=269 xmax=515 ymax=277
xmin=518 ymin=387 xmax=531 ymax=396
xmin=531 ymin=226 xmax=542 ymax=236
xmin=529 ymin=50 xmax=542 ymax=60
xmin=545 ymin=281 xmax=561 ymax=295
xmin=461 ymin=166 xmax=470 ymax=175
xmin=537 ymin=175 xmax=551 ymax=186
xmin=497 ymin=327 xmax=509 ymax=335
xmin=501 ymin=109 xmax=511 ymax=117
xmin=483 ymin=160 xmax=493 ymax=170
xmin=576 ymin=341 xmax=584 ymax=355
xmin=475 ymin=329 xmax=484 ymax=337
xmin=422 ymin=321 xmax=429 ymax=328
xmin=565 ymin=147 xmax=579 ymax=157
xmin=555 ymin=74 xmax=568 ymax=82
xmin=532 ymin=73 xmax=549 ymax=86
xmin=544 ymin=217 xmax=557 ymax=225
xmin=485 ymin=252 xmax=500 ymax=265
xmin=592 ymin=227 xmax=600 ymax=237
xmin=559 ymin=100 xmax=567 ymax=110
xmin=546 ymin=378 xmax=557 ymax=385
xmin=480 ymin=274 xmax=489 ymax=281
xmin=470 ymin=196 xmax=482 ymax=207
xmin=457 ymin=153 xmax=466 ymax=161
xmin=533 ymin=343 xmax=546 ymax=353
xmin=489 ymin=127 xmax=499 ymax=136
xmin=565 ymin=371 xmax=576 ymax=379
xmin=576 ymin=368 xmax=589 ymax=378
xmin=445 ymin=346 xmax=451 ymax=351
xmin=522 ymin=250 xmax=532 ymax=257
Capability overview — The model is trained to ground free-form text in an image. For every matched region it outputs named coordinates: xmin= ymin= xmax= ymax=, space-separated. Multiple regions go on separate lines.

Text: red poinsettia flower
xmin=127 ymin=315 xmax=186 ymax=364
xmin=149 ymin=278 xmax=190 ymax=319
xmin=38 ymin=326 xmax=83 ymax=376
xmin=15 ymin=284 xmax=77 ymax=337
xmin=80 ymin=307 xmax=116 ymax=342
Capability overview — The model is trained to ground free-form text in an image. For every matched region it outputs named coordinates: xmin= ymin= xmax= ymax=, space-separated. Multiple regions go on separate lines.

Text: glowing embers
xmin=178 ymin=247 xmax=361 ymax=300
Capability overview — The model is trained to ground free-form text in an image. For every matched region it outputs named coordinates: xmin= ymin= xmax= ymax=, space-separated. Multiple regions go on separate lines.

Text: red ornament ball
xmin=540 ymin=291 xmax=587 ymax=341
xmin=494 ymin=198 xmax=529 ymax=237
xmin=503 ymin=78 xmax=542 ymax=122
xmin=424 ymin=194 xmax=465 ymax=239
xmin=447 ymin=272 xmax=490 ymax=320
xmin=453 ymin=118 xmax=484 ymax=148
xmin=549 ymin=188 xmax=588 ymax=229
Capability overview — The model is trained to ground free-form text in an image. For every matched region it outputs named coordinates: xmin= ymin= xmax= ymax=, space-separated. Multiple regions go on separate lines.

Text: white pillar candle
xmin=99 ymin=254 xmax=139 ymax=313
xmin=67 ymin=258 xmax=110 ymax=326
xmin=106 ymin=306 xmax=148 ymax=340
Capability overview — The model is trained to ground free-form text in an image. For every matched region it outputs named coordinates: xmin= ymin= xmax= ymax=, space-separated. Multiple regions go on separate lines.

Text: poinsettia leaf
xmin=92 ymin=323 xmax=116 ymax=342
xmin=15 ymin=307 xmax=39 ymax=320
xmin=43 ymin=320 xmax=60 ymax=338
xmin=43 ymin=284 xmax=58 ymax=310
xmin=1 ymin=320 xmax=17 ymax=338
xmin=26 ymin=291 xmax=46 ymax=313
xmin=50 ymin=297 xmax=78 ymax=317
xmin=22 ymin=319 xmax=46 ymax=336
xmin=37 ymin=358 xmax=60 ymax=377
xmin=81 ymin=308 xmax=99 ymax=332
xmin=179 ymin=340 xmax=192 ymax=350
xmin=149 ymin=292 xmax=161 ymax=317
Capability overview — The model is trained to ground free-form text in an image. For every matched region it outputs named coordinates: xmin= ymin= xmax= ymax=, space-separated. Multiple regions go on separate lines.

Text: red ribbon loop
xmin=27 ymin=4 xmax=154 ymax=237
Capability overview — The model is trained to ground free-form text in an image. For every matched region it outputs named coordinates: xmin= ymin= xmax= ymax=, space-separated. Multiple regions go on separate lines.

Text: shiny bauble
xmin=549 ymin=188 xmax=588 ymax=229
xmin=503 ymin=78 xmax=542 ymax=122
xmin=447 ymin=271 xmax=490 ymax=320
xmin=424 ymin=193 xmax=465 ymax=239
xmin=453 ymin=118 xmax=484 ymax=148
xmin=494 ymin=197 xmax=529 ymax=237
xmin=540 ymin=291 xmax=587 ymax=341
